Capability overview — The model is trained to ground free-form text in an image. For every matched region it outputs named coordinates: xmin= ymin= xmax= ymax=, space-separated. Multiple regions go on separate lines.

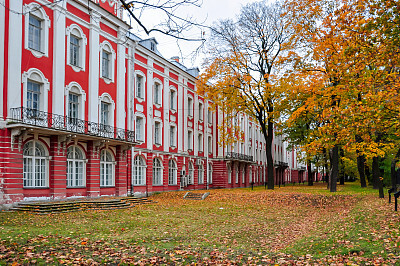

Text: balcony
xmin=9 ymin=107 xmax=135 ymax=143
xmin=225 ymin=152 xmax=253 ymax=162
xmin=274 ymin=161 xmax=289 ymax=168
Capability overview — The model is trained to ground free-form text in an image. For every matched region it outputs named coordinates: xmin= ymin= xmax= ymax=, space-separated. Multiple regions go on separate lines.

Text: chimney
xmin=171 ymin=56 xmax=179 ymax=63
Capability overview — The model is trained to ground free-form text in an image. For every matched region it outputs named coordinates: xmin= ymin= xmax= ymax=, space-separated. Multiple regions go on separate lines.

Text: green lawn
xmin=0 ymin=182 xmax=399 ymax=264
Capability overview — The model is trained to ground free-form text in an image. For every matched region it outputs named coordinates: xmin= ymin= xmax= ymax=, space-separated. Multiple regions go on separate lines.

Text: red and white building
xmin=0 ymin=0 xmax=307 ymax=205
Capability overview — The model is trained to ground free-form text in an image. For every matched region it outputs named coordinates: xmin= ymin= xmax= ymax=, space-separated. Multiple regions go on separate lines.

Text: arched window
xmin=23 ymin=141 xmax=48 ymax=188
xmin=67 ymin=146 xmax=86 ymax=187
xmin=169 ymin=86 xmax=177 ymax=111
xmin=242 ymin=166 xmax=246 ymax=183
xmin=188 ymin=162 xmax=194 ymax=184
xmin=153 ymin=158 xmax=163 ymax=185
xmin=100 ymin=150 xmax=115 ymax=187
xmin=22 ymin=68 xmax=50 ymax=116
xmin=227 ymin=164 xmax=232 ymax=184
xmin=23 ymin=3 xmax=50 ymax=58
xmin=66 ymin=24 xmax=87 ymax=71
xmin=153 ymin=80 xmax=162 ymax=105
xmin=198 ymin=163 xmax=204 ymax=184
xmin=168 ymin=159 xmax=177 ymax=185
xmin=133 ymin=156 xmax=146 ymax=185
xmin=249 ymin=167 xmax=252 ymax=183
xmin=135 ymin=71 xmax=146 ymax=100
xmin=65 ymin=82 xmax=86 ymax=132
xmin=235 ymin=165 xmax=239 ymax=184
xmin=100 ymin=41 xmax=116 ymax=83
xmin=208 ymin=163 xmax=212 ymax=184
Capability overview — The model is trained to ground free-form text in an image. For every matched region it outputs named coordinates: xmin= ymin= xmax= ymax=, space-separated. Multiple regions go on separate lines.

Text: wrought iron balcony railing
xmin=9 ymin=107 xmax=135 ymax=143
xmin=225 ymin=152 xmax=253 ymax=162
xmin=274 ymin=161 xmax=289 ymax=168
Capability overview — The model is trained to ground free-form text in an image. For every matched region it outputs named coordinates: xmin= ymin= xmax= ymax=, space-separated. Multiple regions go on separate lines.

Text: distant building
xmin=0 ymin=0 xmax=306 ymax=205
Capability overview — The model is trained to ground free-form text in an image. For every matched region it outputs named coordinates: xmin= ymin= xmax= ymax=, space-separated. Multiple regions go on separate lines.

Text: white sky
xmin=127 ymin=0 xmax=259 ymax=70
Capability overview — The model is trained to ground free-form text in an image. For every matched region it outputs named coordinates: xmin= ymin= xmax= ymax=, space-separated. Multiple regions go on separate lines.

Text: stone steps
xmin=9 ymin=196 xmax=154 ymax=214
xmin=183 ymin=192 xmax=210 ymax=200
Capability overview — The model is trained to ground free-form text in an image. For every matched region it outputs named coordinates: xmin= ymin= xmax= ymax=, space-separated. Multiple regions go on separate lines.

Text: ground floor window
xmin=168 ymin=159 xmax=177 ymax=185
xmin=153 ymin=158 xmax=163 ymax=185
xmin=67 ymin=145 xmax=86 ymax=187
xmin=133 ymin=156 xmax=146 ymax=185
xmin=100 ymin=150 xmax=114 ymax=187
xmin=23 ymin=140 xmax=48 ymax=188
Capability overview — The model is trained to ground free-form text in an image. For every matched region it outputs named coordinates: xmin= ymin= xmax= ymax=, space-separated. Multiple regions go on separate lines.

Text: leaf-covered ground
xmin=0 ymin=182 xmax=399 ymax=265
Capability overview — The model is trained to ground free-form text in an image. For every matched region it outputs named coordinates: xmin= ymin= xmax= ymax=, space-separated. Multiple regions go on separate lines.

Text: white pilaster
xmin=0 ymin=0 xmax=5 ymax=120
xmin=147 ymin=58 xmax=154 ymax=149
xmin=88 ymin=11 xmax=101 ymax=123
xmin=127 ymin=43 xmax=136 ymax=131
xmin=183 ymin=85 xmax=188 ymax=152
xmin=116 ymin=28 xmax=127 ymax=129
xmin=177 ymin=76 xmax=184 ymax=152
xmin=52 ymin=2 xmax=66 ymax=116
xmin=7 ymin=0 xmax=23 ymax=116
xmin=163 ymin=69 xmax=170 ymax=152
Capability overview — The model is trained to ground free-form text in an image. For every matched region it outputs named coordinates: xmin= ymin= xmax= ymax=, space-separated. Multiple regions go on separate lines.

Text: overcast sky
xmin=128 ymin=0 xmax=259 ymax=70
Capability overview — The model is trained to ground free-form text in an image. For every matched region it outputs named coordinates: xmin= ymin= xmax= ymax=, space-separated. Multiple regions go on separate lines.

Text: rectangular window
xmin=102 ymin=50 xmax=110 ymax=78
xmin=199 ymin=103 xmax=203 ymax=120
xmin=170 ymin=126 xmax=175 ymax=147
xmin=136 ymin=76 xmax=143 ymax=98
xmin=208 ymin=108 xmax=212 ymax=123
xmin=170 ymin=90 xmax=176 ymax=110
xmin=154 ymin=83 xmax=160 ymax=104
xmin=100 ymin=102 xmax=110 ymax=126
xmin=28 ymin=15 xmax=41 ymax=51
xmin=70 ymin=35 xmax=80 ymax=67
xmin=68 ymin=93 xmax=79 ymax=123
xmin=228 ymin=167 xmax=232 ymax=184
xmin=198 ymin=133 xmax=203 ymax=152
xmin=208 ymin=136 xmax=212 ymax=154
xmin=136 ymin=117 xmax=143 ymax=141
xmin=188 ymin=131 xmax=192 ymax=150
xmin=154 ymin=122 xmax=161 ymax=145
xmin=188 ymin=97 xmax=193 ymax=116
xmin=27 ymin=81 xmax=41 ymax=111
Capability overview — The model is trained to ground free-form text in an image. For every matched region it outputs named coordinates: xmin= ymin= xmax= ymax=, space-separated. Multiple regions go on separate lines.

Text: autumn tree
xmin=197 ymin=1 xmax=293 ymax=189
xmin=284 ymin=0 xmax=400 ymax=194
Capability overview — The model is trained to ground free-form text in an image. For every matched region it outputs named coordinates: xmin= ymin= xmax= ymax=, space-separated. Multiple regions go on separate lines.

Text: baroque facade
xmin=0 ymin=0 xmax=306 ymax=204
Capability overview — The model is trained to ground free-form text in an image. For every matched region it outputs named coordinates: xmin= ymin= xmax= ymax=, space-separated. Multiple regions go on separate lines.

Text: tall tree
xmin=197 ymin=1 xmax=293 ymax=189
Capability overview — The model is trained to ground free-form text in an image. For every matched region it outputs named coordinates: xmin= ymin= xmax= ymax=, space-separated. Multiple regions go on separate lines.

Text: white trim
xmin=65 ymin=82 xmax=87 ymax=120
xmin=153 ymin=78 xmax=163 ymax=107
xmin=0 ymin=0 xmax=5 ymax=119
xmin=134 ymin=70 xmax=146 ymax=102
xmin=169 ymin=85 xmax=177 ymax=112
xmin=66 ymin=24 xmax=87 ymax=72
xmin=98 ymin=93 xmax=115 ymax=126
xmin=23 ymin=2 xmax=51 ymax=58
xmin=22 ymin=68 xmax=50 ymax=112
xmin=99 ymin=40 xmax=116 ymax=83
xmin=134 ymin=112 xmax=146 ymax=142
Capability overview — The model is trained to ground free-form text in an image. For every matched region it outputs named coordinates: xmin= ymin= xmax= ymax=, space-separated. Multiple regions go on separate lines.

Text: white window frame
xmin=154 ymin=120 xmax=162 ymax=146
xmin=235 ymin=165 xmax=239 ymax=184
xmin=242 ymin=166 xmax=245 ymax=183
xmin=133 ymin=156 xmax=146 ymax=186
xmin=198 ymin=163 xmax=204 ymax=184
xmin=65 ymin=81 xmax=86 ymax=121
xmin=23 ymin=140 xmax=49 ymax=188
xmin=135 ymin=72 xmax=146 ymax=100
xmin=23 ymin=3 xmax=50 ymax=58
xmin=153 ymin=158 xmax=163 ymax=186
xmin=168 ymin=159 xmax=177 ymax=185
xmin=153 ymin=79 xmax=162 ymax=106
xmin=169 ymin=86 xmax=177 ymax=111
xmin=98 ymin=93 xmax=115 ymax=126
xmin=99 ymin=41 xmax=116 ymax=83
xmin=22 ymin=68 xmax=50 ymax=112
xmin=208 ymin=107 xmax=212 ymax=124
xmin=67 ymin=145 xmax=86 ymax=188
xmin=187 ymin=96 xmax=193 ymax=117
xmin=187 ymin=130 xmax=193 ymax=151
xmin=66 ymin=24 xmax=87 ymax=72
xmin=135 ymin=115 xmax=145 ymax=142
xmin=170 ymin=124 xmax=176 ymax=148
xmin=100 ymin=149 xmax=115 ymax=187
xmin=188 ymin=162 xmax=194 ymax=185
xmin=198 ymin=101 xmax=204 ymax=121
xmin=198 ymin=133 xmax=203 ymax=152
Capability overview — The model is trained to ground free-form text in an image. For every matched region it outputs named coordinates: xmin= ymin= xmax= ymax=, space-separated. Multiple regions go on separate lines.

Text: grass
xmin=0 ymin=182 xmax=399 ymax=264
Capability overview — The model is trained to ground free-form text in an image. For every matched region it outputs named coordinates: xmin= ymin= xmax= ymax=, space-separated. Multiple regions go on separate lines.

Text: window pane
xmin=70 ymin=35 xmax=80 ymax=66
xmin=102 ymin=51 xmax=110 ymax=78
xmin=29 ymin=16 xmax=41 ymax=51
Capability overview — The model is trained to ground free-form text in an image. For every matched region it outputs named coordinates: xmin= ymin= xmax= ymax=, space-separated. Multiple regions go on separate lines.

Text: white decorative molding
xmin=136 ymin=104 xmax=144 ymax=112
xmin=99 ymin=40 xmax=116 ymax=84
xmin=66 ymin=24 xmax=87 ymax=72
xmin=154 ymin=110 xmax=161 ymax=117
xmin=65 ymin=82 xmax=87 ymax=120
xmin=22 ymin=68 xmax=50 ymax=112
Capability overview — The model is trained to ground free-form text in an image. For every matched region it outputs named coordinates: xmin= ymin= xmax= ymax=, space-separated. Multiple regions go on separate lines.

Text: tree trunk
xmin=357 ymin=155 xmax=367 ymax=187
xmin=324 ymin=147 xmax=330 ymax=188
xmin=266 ymin=118 xmax=274 ymax=190
xmin=329 ymin=145 xmax=339 ymax=192
xmin=339 ymin=148 xmax=345 ymax=185
xmin=365 ymin=164 xmax=372 ymax=186
xmin=355 ymin=135 xmax=366 ymax=187
xmin=391 ymin=148 xmax=400 ymax=190
xmin=372 ymin=157 xmax=379 ymax=189
xmin=307 ymin=159 xmax=313 ymax=186
xmin=378 ymin=157 xmax=384 ymax=198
